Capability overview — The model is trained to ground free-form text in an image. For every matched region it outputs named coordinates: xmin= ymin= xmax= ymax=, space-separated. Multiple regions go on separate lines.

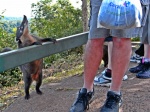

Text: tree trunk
xmin=81 ymin=0 xmax=88 ymax=32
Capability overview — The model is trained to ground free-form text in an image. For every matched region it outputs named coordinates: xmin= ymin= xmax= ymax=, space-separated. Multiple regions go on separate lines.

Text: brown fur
xmin=16 ymin=15 xmax=56 ymax=99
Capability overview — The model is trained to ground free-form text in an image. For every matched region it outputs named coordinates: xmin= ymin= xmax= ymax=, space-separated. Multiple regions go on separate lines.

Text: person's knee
xmin=87 ymin=38 xmax=105 ymax=47
xmin=113 ymin=38 xmax=131 ymax=48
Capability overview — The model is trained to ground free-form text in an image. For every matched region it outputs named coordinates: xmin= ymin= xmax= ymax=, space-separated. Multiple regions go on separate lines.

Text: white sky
xmin=0 ymin=0 xmax=82 ymax=17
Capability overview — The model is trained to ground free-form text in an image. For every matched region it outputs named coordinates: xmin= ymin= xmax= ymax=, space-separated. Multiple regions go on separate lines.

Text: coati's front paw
xmin=25 ymin=94 xmax=30 ymax=100
xmin=52 ymin=39 xmax=57 ymax=44
xmin=36 ymin=90 xmax=42 ymax=95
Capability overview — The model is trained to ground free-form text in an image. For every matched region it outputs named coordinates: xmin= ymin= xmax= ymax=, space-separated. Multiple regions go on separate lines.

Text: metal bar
xmin=0 ymin=32 xmax=88 ymax=72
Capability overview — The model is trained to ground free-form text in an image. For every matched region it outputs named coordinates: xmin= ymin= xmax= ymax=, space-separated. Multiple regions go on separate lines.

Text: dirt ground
xmin=2 ymin=62 xmax=150 ymax=112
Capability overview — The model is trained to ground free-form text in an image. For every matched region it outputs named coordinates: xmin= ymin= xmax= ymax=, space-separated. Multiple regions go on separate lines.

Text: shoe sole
xmin=136 ymin=76 xmax=150 ymax=79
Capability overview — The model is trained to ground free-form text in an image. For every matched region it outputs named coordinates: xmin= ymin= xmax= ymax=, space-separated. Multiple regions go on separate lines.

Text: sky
xmin=0 ymin=0 xmax=82 ymax=17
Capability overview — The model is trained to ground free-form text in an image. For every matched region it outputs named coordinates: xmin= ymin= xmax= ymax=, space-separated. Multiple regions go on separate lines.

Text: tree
xmin=31 ymin=0 xmax=82 ymax=38
xmin=0 ymin=14 xmax=17 ymax=49
xmin=81 ymin=0 xmax=88 ymax=32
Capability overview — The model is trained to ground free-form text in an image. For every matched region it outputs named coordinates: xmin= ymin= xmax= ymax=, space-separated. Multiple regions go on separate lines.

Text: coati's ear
xmin=16 ymin=15 xmax=29 ymax=41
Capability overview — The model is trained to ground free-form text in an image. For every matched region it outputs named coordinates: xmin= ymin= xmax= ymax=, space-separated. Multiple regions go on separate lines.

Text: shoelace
xmin=75 ymin=93 xmax=90 ymax=110
xmin=105 ymin=94 xmax=120 ymax=109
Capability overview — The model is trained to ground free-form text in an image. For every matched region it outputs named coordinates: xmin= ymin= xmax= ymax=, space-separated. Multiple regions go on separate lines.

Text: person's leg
xmin=129 ymin=44 xmax=149 ymax=73
xmin=100 ymin=37 xmax=132 ymax=112
xmin=70 ymin=0 xmax=110 ymax=111
xmin=83 ymin=38 xmax=105 ymax=91
xmin=129 ymin=45 xmax=148 ymax=74
xmin=107 ymin=41 xmax=113 ymax=69
xmin=94 ymin=40 xmax=113 ymax=87
xmin=135 ymin=44 xmax=144 ymax=56
xmin=144 ymin=44 xmax=150 ymax=58
xmin=110 ymin=38 xmax=131 ymax=92
xmin=70 ymin=39 xmax=106 ymax=112
xmin=129 ymin=8 xmax=150 ymax=77
xmin=136 ymin=44 xmax=150 ymax=78
xmin=100 ymin=17 xmax=143 ymax=111
xmin=94 ymin=39 xmax=128 ymax=86
xmin=130 ymin=44 xmax=143 ymax=63
xmin=101 ymin=41 xmax=113 ymax=79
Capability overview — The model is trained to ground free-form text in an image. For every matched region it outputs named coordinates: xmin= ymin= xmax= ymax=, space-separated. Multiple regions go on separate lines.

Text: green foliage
xmin=43 ymin=47 xmax=83 ymax=68
xmin=31 ymin=0 xmax=82 ymax=38
xmin=0 ymin=13 xmax=20 ymax=88
xmin=30 ymin=0 xmax=83 ymax=69
xmin=0 ymin=15 xmax=18 ymax=49
xmin=131 ymin=37 xmax=140 ymax=41
xmin=0 ymin=68 xmax=22 ymax=87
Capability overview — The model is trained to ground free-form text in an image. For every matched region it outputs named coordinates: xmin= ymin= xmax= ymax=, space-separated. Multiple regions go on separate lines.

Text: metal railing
xmin=0 ymin=32 xmax=88 ymax=73
xmin=0 ymin=31 xmax=141 ymax=73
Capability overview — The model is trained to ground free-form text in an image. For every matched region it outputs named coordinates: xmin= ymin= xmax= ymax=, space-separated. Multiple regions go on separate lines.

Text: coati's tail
xmin=0 ymin=47 xmax=12 ymax=53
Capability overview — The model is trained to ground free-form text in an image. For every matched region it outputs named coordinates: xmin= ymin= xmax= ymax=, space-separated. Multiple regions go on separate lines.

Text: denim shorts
xmin=88 ymin=0 xmax=143 ymax=39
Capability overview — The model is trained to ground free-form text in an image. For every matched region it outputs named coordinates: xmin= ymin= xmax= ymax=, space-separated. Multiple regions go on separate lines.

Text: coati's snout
xmin=16 ymin=15 xmax=28 ymax=42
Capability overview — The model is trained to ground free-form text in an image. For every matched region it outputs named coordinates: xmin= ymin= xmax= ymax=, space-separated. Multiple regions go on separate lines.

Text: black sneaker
xmin=129 ymin=63 xmax=146 ymax=73
xmin=100 ymin=91 xmax=122 ymax=112
xmin=136 ymin=67 xmax=150 ymax=79
xmin=70 ymin=88 xmax=94 ymax=112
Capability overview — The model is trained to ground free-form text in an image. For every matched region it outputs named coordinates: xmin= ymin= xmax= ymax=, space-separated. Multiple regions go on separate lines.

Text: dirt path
xmin=3 ymin=62 xmax=150 ymax=112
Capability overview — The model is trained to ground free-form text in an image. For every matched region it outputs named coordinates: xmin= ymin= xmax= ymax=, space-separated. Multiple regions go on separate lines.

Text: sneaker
xmin=136 ymin=67 xmax=150 ymax=79
xmin=94 ymin=75 xmax=111 ymax=87
xmin=130 ymin=54 xmax=142 ymax=63
xmin=129 ymin=62 xmax=149 ymax=73
xmin=94 ymin=70 xmax=128 ymax=87
xmin=100 ymin=91 xmax=122 ymax=112
xmin=70 ymin=88 xmax=94 ymax=112
xmin=102 ymin=68 xmax=112 ymax=80
xmin=98 ymin=69 xmax=128 ymax=81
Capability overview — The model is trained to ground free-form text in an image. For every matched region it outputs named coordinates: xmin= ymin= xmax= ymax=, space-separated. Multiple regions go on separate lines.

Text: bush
xmin=0 ymin=68 xmax=22 ymax=87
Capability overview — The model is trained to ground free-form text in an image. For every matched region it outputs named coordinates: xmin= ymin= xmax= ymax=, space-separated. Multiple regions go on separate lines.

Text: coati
xmin=16 ymin=15 xmax=56 ymax=99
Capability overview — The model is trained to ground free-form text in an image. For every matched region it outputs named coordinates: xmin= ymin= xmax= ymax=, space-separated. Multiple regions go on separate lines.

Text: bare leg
xmin=144 ymin=44 xmax=150 ymax=58
xmin=83 ymin=38 xmax=105 ymax=91
xmin=110 ymin=37 xmax=131 ymax=92
xmin=107 ymin=41 xmax=113 ymax=69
